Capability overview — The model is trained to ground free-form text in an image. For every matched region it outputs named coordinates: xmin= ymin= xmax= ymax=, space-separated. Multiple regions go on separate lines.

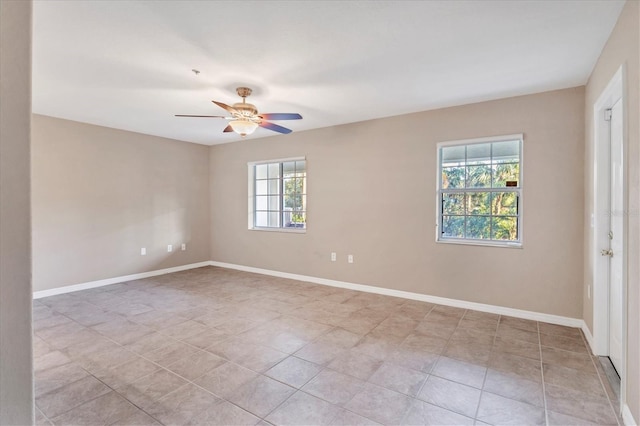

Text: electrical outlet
xmin=140 ymin=247 xmax=146 ymax=256
xmin=348 ymin=254 xmax=354 ymax=263
xmin=331 ymin=252 xmax=336 ymax=262
xmin=167 ymin=244 xmax=172 ymax=252
xmin=181 ymin=243 xmax=186 ymax=251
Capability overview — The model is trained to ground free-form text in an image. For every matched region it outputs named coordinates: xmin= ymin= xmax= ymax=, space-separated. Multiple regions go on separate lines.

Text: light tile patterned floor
xmin=33 ymin=266 xmax=621 ymax=425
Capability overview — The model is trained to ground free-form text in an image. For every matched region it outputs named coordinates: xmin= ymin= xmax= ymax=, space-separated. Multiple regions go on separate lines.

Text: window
xmin=437 ymin=135 xmax=522 ymax=247
xmin=249 ymin=158 xmax=306 ymax=231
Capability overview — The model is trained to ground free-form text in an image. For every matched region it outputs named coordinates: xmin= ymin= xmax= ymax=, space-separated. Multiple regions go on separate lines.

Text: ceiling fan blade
xmin=223 ymin=125 xmax=233 ymax=133
xmin=175 ymin=114 xmax=230 ymax=118
xmin=259 ymin=113 xmax=302 ymax=121
xmin=212 ymin=101 xmax=239 ymax=115
xmin=260 ymin=121 xmax=292 ymax=134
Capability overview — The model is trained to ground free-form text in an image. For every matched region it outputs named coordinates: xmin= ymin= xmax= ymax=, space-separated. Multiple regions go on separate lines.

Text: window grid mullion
xmin=489 ymin=143 xmax=493 ymax=239
xmin=279 ymin=163 xmax=284 ymax=229
xmin=253 ymin=165 xmax=257 ymax=229
xmin=464 ymin=145 xmax=468 ymax=193
xmin=441 ymin=191 xmax=444 ymax=235
xmin=490 ymin=160 xmax=495 ymax=236
xmin=463 ymin=190 xmax=468 ymax=239
xmin=490 ymin=143 xmax=494 ymax=188
xmin=443 ymin=187 xmax=521 ymax=194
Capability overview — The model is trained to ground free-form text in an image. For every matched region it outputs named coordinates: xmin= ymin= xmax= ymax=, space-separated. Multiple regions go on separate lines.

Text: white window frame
xmin=436 ymin=134 xmax=523 ymax=248
xmin=248 ymin=156 xmax=306 ymax=233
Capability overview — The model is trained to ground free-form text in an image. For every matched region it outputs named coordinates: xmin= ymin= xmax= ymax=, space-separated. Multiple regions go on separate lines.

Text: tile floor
xmin=33 ymin=266 xmax=621 ymax=425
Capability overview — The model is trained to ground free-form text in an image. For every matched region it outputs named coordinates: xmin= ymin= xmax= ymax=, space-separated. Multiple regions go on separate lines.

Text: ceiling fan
xmin=176 ymin=87 xmax=302 ymax=137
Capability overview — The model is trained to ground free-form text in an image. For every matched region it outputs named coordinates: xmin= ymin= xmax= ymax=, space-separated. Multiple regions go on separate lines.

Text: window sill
xmin=436 ymin=238 xmax=522 ymax=249
xmin=250 ymin=227 xmax=306 ymax=234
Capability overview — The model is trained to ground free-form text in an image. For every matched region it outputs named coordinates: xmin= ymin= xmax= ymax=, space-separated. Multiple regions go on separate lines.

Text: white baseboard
xmin=623 ymin=404 xmax=638 ymax=426
xmin=32 ymin=261 xmax=212 ymax=299
xmin=33 ymin=258 xmax=585 ymax=329
xmin=209 ymin=260 xmax=583 ymax=328
xmin=581 ymin=322 xmax=596 ymax=353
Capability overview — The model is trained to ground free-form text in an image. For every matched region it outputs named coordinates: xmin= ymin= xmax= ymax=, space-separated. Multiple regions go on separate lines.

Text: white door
xmin=608 ymin=98 xmax=623 ymax=374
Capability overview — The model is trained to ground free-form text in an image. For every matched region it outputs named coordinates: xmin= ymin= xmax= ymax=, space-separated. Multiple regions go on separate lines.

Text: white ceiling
xmin=33 ymin=0 xmax=624 ymax=146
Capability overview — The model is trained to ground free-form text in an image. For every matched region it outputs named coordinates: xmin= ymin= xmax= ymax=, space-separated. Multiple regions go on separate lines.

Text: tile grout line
xmin=381 ymin=303 xmax=439 ymax=426
xmin=584 ymin=334 xmax=623 ymax=426
xmin=403 ymin=303 xmax=447 ymax=397
xmin=537 ymin=320 xmax=550 ymax=426
xmin=472 ymin=313 xmax=501 ymax=422
xmin=41 ymin=376 xmax=116 ymax=423
xmin=353 ymin=304 xmax=432 ymax=425
xmin=90 ymin=373 xmax=165 ymax=425
xmin=255 ymin=350 xmax=332 ymax=422
xmin=402 ymin=306 xmax=466 ymax=423
xmin=35 ymin=406 xmax=55 ymax=426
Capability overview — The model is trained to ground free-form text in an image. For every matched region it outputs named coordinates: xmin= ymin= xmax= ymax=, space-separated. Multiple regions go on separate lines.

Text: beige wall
xmin=32 ymin=115 xmax=211 ymax=292
xmin=584 ymin=0 xmax=640 ymax=421
xmin=0 ymin=0 xmax=34 ymax=424
xmin=210 ymin=87 xmax=585 ymax=318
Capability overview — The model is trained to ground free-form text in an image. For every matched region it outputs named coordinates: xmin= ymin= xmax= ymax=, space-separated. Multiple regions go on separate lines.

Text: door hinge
xmin=605 ymin=109 xmax=612 ymax=121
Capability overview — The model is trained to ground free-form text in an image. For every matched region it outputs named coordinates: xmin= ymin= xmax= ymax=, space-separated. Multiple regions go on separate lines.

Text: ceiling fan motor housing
xmin=234 ymin=87 xmax=258 ymax=117
xmin=233 ymin=102 xmax=258 ymax=117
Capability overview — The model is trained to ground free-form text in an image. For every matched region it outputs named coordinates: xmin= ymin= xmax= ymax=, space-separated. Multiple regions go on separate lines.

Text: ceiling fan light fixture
xmin=229 ymin=119 xmax=258 ymax=136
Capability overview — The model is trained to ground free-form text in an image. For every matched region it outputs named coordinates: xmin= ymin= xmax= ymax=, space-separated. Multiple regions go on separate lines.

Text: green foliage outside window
xmin=440 ymin=140 xmax=521 ymax=243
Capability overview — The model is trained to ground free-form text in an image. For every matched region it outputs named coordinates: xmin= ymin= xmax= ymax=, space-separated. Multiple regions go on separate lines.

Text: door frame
xmin=591 ymin=65 xmax=627 ymax=410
